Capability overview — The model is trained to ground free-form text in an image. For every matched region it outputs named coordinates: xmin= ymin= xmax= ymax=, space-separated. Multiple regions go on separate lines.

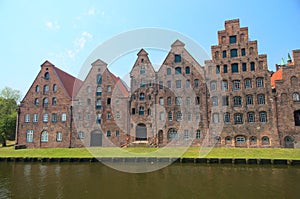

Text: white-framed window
xmin=186 ymin=97 xmax=191 ymax=106
xmin=26 ymin=130 xmax=33 ymax=142
xmin=245 ymin=79 xmax=252 ymax=89
xmin=256 ymin=78 xmax=264 ymax=88
xmin=78 ymin=131 xmax=84 ymax=139
xmin=233 ymin=96 xmax=242 ymax=106
xmin=41 ymin=131 xmax=48 ymax=142
xmin=159 ymin=97 xmax=164 ymax=105
xmin=257 ymin=94 xmax=265 ymax=104
xmin=259 ymin=111 xmax=267 ymax=123
xmin=210 ymin=81 xmax=217 ymax=91
xmin=159 ymin=112 xmax=165 ymax=121
xmin=61 ymin=113 xmax=67 ymax=122
xmin=33 ymin=114 xmax=38 ymax=123
xmin=87 ymin=86 xmax=91 ymax=93
xmin=56 ymin=132 xmax=62 ymax=142
xmin=232 ymin=80 xmax=240 ymax=91
xmin=176 ymin=80 xmax=181 ymax=88
xmin=221 ymin=80 xmax=228 ymax=91
xmin=247 ymin=112 xmax=255 ymax=123
xmin=212 ymin=96 xmax=218 ymax=106
xmin=175 ymin=97 xmax=182 ymax=105
xmin=43 ymin=113 xmax=48 ymax=122
xmin=107 ymin=85 xmax=111 ymax=92
xmin=116 ymin=111 xmax=120 ymax=119
xmin=24 ymin=114 xmax=30 ymax=123
xmin=176 ymin=111 xmax=182 ymax=121
xmin=293 ymin=92 xmax=300 ymax=102
xmin=223 ymin=112 xmax=230 ymax=123
xmin=213 ymin=113 xmax=219 ymax=123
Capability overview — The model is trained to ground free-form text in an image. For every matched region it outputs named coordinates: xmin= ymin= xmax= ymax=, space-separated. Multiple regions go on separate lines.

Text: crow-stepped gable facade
xmin=15 ymin=19 xmax=300 ymax=148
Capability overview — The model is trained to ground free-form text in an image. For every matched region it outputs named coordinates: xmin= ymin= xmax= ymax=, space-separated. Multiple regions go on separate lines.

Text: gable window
xmin=52 ymin=97 xmax=57 ymax=106
xmin=210 ymin=81 xmax=217 ymax=91
xmin=41 ymin=131 xmax=48 ymax=142
xmin=176 ymin=80 xmax=181 ymax=88
xmin=116 ymin=111 xmax=121 ymax=119
xmin=167 ymin=80 xmax=171 ymax=88
xmin=34 ymin=98 xmax=39 ymax=105
xmin=53 ymin=84 xmax=57 ymax=92
xmin=230 ymin=49 xmax=238 ymax=57
xmin=223 ymin=112 xmax=230 ymax=123
xmin=43 ymin=98 xmax=49 ymax=107
xmin=222 ymin=50 xmax=227 ymax=58
xmin=43 ymin=85 xmax=49 ymax=93
xmin=185 ymin=67 xmax=190 ymax=74
xmin=242 ymin=63 xmax=247 ymax=72
xmin=107 ymin=112 xmax=111 ymax=119
xmin=87 ymin=98 xmax=91 ymax=106
xmin=262 ymin=136 xmax=270 ymax=145
xmin=232 ymin=80 xmax=240 ymax=90
xmin=43 ymin=113 xmax=48 ymax=122
xmin=140 ymin=66 xmax=145 ymax=74
xmin=107 ymin=85 xmax=111 ymax=92
xmin=96 ymin=87 xmax=102 ymax=96
xmin=223 ymin=65 xmax=228 ymax=73
xmin=61 ymin=113 xmax=67 ymax=122
xmin=213 ymin=113 xmax=219 ymax=123
xmin=234 ymin=113 xmax=243 ymax=124
xmin=159 ymin=112 xmax=165 ymax=121
xmin=139 ymin=93 xmax=145 ymax=101
xmin=159 ymin=97 xmax=164 ymax=105
xmin=176 ymin=111 xmax=183 ymax=121
xmin=229 ymin=35 xmax=237 ymax=44
xmin=167 ymin=97 xmax=172 ymax=105
xmin=86 ymin=86 xmax=91 ymax=93
xmin=216 ymin=65 xmax=220 ymax=74
xmin=233 ymin=96 xmax=242 ymax=106
xmin=245 ymin=79 xmax=252 ymax=89
xmin=132 ymin=108 xmax=136 ymax=115
xmin=139 ymin=106 xmax=144 ymax=115
xmin=293 ymin=92 xmax=300 ymax=102
xmin=174 ymin=54 xmax=181 ymax=62
xmin=96 ymin=113 xmax=101 ymax=124
xmin=24 ymin=114 xmax=30 ymax=123
xmin=175 ymin=67 xmax=182 ymax=74
xmin=247 ymin=112 xmax=255 ymax=123
xmin=106 ymin=131 xmax=111 ymax=137
xmin=167 ymin=68 xmax=171 ymax=75
xmin=241 ymin=48 xmax=246 ymax=56
xmin=215 ymin=51 xmax=219 ymax=60
xmin=256 ymin=78 xmax=263 ymax=88
xmin=78 ymin=131 xmax=84 ymax=139
xmin=231 ymin=63 xmax=239 ymax=73
xmin=250 ymin=62 xmax=255 ymax=71
xmin=246 ymin=95 xmax=253 ymax=105
xmin=176 ymin=97 xmax=182 ymax=105
xmin=195 ymin=96 xmax=200 ymax=105
xmin=259 ymin=111 xmax=267 ymax=122
xmin=186 ymin=80 xmax=191 ymax=88
xmin=56 ymin=132 xmax=62 ymax=142
xmin=159 ymin=81 xmax=163 ymax=89
xmin=147 ymin=109 xmax=151 ymax=116
xmin=97 ymin=74 xmax=102 ymax=84
xmin=35 ymin=85 xmax=40 ymax=93
xmin=44 ymin=72 xmax=50 ymax=80
xmin=26 ymin=130 xmax=33 ymax=142
xmin=116 ymin=130 xmax=120 ymax=137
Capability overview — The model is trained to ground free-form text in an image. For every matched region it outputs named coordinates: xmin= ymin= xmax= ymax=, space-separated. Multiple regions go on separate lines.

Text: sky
xmin=0 ymin=0 xmax=300 ymax=98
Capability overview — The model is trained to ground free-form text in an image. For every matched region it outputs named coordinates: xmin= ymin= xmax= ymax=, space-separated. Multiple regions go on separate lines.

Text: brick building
xmin=15 ymin=19 xmax=300 ymax=148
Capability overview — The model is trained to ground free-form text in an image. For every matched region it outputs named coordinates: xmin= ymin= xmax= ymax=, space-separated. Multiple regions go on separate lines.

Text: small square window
xmin=174 ymin=54 xmax=181 ymax=62
xmin=229 ymin=36 xmax=236 ymax=44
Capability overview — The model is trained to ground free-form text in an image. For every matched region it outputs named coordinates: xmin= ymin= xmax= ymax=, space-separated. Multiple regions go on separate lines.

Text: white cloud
xmin=88 ymin=8 xmax=95 ymax=16
xmin=82 ymin=31 xmax=93 ymax=39
xmin=67 ymin=50 xmax=75 ymax=58
xmin=45 ymin=21 xmax=60 ymax=31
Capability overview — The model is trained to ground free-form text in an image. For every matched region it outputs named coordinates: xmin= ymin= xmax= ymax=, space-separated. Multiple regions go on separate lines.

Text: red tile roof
xmin=53 ymin=66 xmax=83 ymax=98
xmin=271 ymin=68 xmax=282 ymax=88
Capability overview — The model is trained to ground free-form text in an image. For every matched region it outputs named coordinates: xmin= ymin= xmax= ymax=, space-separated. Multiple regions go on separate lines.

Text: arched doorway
xmin=284 ymin=136 xmax=294 ymax=148
xmin=136 ymin=123 xmax=147 ymax=141
xmin=158 ymin=130 xmax=163 ymax=144
xmin=90 ymin=131 xmax=102 ymax=147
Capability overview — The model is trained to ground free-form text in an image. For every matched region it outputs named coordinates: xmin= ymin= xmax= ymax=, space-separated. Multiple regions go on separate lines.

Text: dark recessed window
xmin=230 ymin=49 xmax=238 ymax=57
xmin=44 ymin=72 xmax=50 ymax=80
xmin=185 ymin=67 xmax=190 ymax=74
xmin=242 ymin=63 xmax=247 ymax=72
xmin=175 ymin=67 xmax=182 ymax=74
xmin=229 ymin=36 xmax=237 ymax=44
xmin=241 ymin=48 xmax=246 ymax=56
xmin=223 ymin=65 xmax=228 ymax=73
xmin=231 ymin=63 xmax=239 ymax=73
xmin=174 ymin=54 xmax=181 ymax=62
xmin=250 ymin=62 xmax=255 ymax=71
xmin=97 ymin=74 xmax=102 ymax=84
xmin=222 ymin=50 xmax=227 ymax=58
xmin=216 ymin=65 xmax=220 ymax=74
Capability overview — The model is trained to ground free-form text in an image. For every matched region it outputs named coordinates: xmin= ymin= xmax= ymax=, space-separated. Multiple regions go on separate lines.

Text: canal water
xmin=0 ymin=162 xmax=299 ymax=199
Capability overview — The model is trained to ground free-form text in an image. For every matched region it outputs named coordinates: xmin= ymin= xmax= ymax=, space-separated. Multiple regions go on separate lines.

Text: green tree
xmin=0 ymin=87 xmax=20 ymax=147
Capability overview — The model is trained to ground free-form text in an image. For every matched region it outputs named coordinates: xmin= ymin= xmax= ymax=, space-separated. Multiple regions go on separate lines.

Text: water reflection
xmin=0 ymin=163 xmax=299 ymax=199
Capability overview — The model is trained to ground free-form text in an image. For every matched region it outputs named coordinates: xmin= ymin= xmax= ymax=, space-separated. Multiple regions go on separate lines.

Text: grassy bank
xmin=1 ymin=145 xmax=300 ymax=160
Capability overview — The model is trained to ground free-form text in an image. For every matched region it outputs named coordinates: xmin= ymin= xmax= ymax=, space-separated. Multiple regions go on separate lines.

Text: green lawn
xmin=1 ymin=146 xmax=300 ymax=159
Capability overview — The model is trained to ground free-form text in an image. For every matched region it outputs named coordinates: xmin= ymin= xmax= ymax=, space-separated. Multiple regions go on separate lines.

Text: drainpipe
xmin=69 ymin=105 xmax=73 ymax=148
xmin=15 ymin=107 xmax=21 ymax=147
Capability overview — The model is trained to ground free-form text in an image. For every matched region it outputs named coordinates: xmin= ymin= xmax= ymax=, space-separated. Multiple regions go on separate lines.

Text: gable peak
xmin=91 ymin=59 xmax=107 ymax=66
xmin=171 ymin=39 xmax=185 ymax=48
xmin=137 ymin=48 xmax=148 ymax=56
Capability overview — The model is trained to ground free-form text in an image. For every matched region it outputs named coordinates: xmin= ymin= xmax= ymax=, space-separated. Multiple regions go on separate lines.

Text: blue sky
xmin=1 ymin=0 xmax=300 ymax=97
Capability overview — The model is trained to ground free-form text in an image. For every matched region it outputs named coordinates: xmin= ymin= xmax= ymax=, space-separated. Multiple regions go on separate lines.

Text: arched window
xmin=291 ymin=76 xmax=298 ymax=86
xmin=262 ymin=136 xmax=270 ymax=145
xmin=215 ymin=136 xmax=221 ymax=144
xmin=256 ymin=78 xmax=263 ymax=87
xmin=259 ymin=111 xmax=267 ymax=122
xmin=43 ymin=98 xmax=48 ymax=107
xmin=35 ymin=85 xmax=40 ymax=92
xmin=230 ymin=49 xmax=238 ymax=57
xmin=246 ymin=95 xmax=253 ymax=105
xmin=52 ymin=97 xmax=57 ymax=105
xmin=232 ymin=80 xmax=240 ymax=90
xmin=175 ymin=67 xmax=182 ymax=74
xmin=34 ymin=98 xmax=39 ymax=105
xmin=44 ymin=72 xmax=50 ymax=80
xmin=41 ymin=131 xmax=48 ymax=142
xmin=167 ymin=68 xmax=171 ymax=75
xmin=234 ymin=113 xmax=243 ymax=124
xmin=292 ymin=92 xmax=300 ymax=102
xmin=244 ymin=79 xmax=252 ymax=89
xmin=185 ymin=66 xmax=190 ymax=74
xmin=139 ymin=106 xmax=144 ymax=115
xmin=168 ymin=128 xmax=178 ymax=141
xmin=159 ymin=97 xmax=164 ymax=105
xmin=43 ymin=85 xmax=49 ymax=93
xmin=225 ymin=136 xmax=232 ymax=144
xmin=53 ymin=84 xmax=57 ymax=92
xmin=250 ymin=136 xmax=257 ymax=145
xmin=139 ymin=93 xmax=145 ymax=101
xmin=176 ymin=111 xmax=183 ymax=121
xmin=222 ymin=50 xmax=227 ymax=58
xmin=247 ymin=112 xmax=255 ymax=123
